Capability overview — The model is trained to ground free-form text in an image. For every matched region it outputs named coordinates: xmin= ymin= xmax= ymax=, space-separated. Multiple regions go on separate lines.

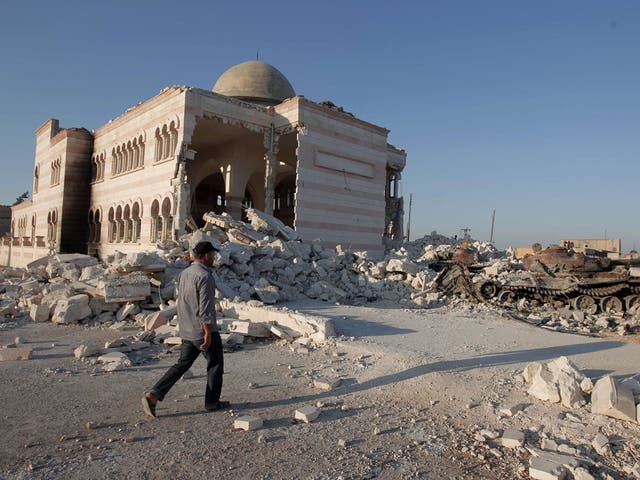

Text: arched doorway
xmin=192 ymin=172 xmax=226 ymax=227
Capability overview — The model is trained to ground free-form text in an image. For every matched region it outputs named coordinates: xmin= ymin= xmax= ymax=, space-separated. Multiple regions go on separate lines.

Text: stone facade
xmin=1 ymin=61 xmax=406 ymax=267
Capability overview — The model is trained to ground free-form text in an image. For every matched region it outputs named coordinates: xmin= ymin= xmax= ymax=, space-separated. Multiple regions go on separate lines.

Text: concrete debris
xmin=591 ymin=433 xmax=610 ymax=455
xmin=233 ymin=415 xmax=263 ymax=431
xmin=294 ymin=406 xmax=320 ymax=423
xmin=590 ymin=375 xmax=636 ymax=421
xmin=500 ymin=429 xmax=525 ymax=449
xmin=74 ymin=344 xmax=101 ymax=359
xmin=29 ymin=304 xmax=49 ymax=323
xmin=312 ymin=377 xmax=341 ymax=391
xmin=51 ymin=295 xmax=92 ymax=324
xmin=524 ymin=357 xmax=590 ymax=408
xmin=0 ymin=346 xmax=32 ymax=361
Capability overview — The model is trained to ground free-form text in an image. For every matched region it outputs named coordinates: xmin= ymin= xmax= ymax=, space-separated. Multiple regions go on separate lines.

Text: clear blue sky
xmin=1 ymin=1 xmax=638 ymax=250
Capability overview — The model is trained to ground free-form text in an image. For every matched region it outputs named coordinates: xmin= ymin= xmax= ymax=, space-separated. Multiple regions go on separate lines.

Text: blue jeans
xmin=150 ymin=332 xmax=223 ymax=406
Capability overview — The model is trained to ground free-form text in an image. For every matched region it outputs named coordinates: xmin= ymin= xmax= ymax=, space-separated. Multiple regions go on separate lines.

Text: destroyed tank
xmin=496 ymin=244 xmax=640 ymax=313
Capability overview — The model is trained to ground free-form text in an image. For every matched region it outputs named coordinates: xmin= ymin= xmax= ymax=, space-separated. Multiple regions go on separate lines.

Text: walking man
xmin=142 ymin=241 xmax=228 ymax=417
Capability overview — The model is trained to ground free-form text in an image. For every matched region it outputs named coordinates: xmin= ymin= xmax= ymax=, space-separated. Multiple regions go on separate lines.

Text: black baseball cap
xmin=192 ymin=241 xmax=217 ymax=255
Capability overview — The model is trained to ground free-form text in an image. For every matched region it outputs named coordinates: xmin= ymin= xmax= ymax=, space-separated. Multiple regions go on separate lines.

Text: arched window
xmin=161 ymin=197 xmax=172 ymax=241
xmin=95 ymin=209 xmax=101 ymax=242
xmin=138 ymin=135 xmax=145 ymax=166
xmin=88 ymin=210 xmax=94 ymax=243
xmin=132 ymin=202 xmax=141 ymax=242
xmin=115 ymin=206 xmax=123 ymax=242
xmin=150 ymin=200 xmax=160 ymax=241
xmin=34 ymin=165 xmax=40 ymax=193
xmin=123 ymin=204 xmax=131 ymax=243
xmin=169 ymin=121 xmax=178 ymax=157
xmin=108 ymin=207 xmax=115 ymax=242
xmin=162 ymin=125 xmax=170 ymax=161
xmin=31 ymin=215 xmax=36 ymax=241
xmin=155 ymin=128 xmax=163 ymax=162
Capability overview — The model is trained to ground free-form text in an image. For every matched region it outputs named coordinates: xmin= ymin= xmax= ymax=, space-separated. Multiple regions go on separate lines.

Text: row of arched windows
xmin=14 ymin=216 xmax=28 ymax=238
xmin=106 ymin=202 xmax=142 ymax=243
xmin=95 ymin=197 xmax=173 ymax=244
xmin=50 ymin=158 xmax=61 ymax=186
xmin=111 ymin=135 xmax=145 ymax=176
xmin=154 ymin=121 xmax=178 ymax=162
xmin=91 ymin=153 xmax=106 ymax=183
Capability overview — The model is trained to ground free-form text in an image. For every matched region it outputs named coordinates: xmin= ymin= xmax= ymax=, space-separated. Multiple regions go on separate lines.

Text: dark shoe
xmin=142 ymin=396 xmax=157 ymax=418
xmin=205 ymin=400 xmax=230 ymax=412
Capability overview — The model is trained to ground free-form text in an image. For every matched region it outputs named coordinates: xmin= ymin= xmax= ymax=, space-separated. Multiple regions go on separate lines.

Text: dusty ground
xmin=1 ymin=301 xmax=639 ymax=479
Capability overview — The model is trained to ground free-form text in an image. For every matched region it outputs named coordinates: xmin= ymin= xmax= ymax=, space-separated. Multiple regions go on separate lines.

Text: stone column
xmin=263 ymin=125 xmax=279 ymax=215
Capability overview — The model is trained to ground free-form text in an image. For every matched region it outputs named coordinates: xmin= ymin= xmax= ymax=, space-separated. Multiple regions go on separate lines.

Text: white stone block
xmin=74 ymin=344 xmax=101 ymax=359
xmin=295 ymin=406 xmax=320 ymax=423
xmin=29 ymin=304 xmax=50 ymax=323
xmin=313 ymin=377 xmax=341 ymax=391
xmin=233 ymin=415 xmax=263 ymax=431
xmin=500 ymin=429 xmax=525 ymax=449
xmin=529 ymin=456 xmax=568 ymax=480
xmin=528 ymin=364 xmax=561 ymax=403
xmin=591 ymin=376 xmax=636 ymax=421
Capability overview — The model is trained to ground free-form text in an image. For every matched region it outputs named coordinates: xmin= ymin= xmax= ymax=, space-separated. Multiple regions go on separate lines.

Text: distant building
xmin=0 ymin=61 xmax=406 ymax=267
xmin=561 ymin=238 xmax=621 ymax=255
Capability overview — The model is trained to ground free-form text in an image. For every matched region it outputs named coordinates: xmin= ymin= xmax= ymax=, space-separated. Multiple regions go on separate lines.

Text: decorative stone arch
xmin=107 ymin=206 xmax=116 ymax=242
xmin=131 ymin=201 xmax=142 ymax=242
xmin=150 ymin=199 xmax=161 ymax=242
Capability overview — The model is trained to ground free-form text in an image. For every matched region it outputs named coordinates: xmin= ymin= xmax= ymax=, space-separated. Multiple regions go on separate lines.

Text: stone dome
xmin=212 ymin=61 xmax=295 ymax=105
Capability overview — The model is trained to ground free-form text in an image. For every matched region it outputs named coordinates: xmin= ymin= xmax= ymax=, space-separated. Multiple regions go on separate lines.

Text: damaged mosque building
xmin=1 ymin=61 xmax=406 ymax=268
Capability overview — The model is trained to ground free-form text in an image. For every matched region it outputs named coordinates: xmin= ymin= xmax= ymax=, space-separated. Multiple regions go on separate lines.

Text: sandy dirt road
xmin=1 ymin=301 xmax=639 ymax=479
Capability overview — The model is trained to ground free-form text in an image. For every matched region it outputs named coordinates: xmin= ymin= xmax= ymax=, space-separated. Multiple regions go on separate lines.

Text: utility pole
xmin=406 ymin=193 xmax=412 ymax=242
xmin=489 ymin=209 xmax=496 ymax=243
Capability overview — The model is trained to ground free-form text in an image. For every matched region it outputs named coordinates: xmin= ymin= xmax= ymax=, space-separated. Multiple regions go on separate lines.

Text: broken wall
xmin=292 ymin=99 xmax=390 ymax=253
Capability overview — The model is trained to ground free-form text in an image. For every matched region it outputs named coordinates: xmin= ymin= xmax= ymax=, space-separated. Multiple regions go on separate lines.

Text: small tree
xmin=12 ymin=191 xmax=29 ymax=206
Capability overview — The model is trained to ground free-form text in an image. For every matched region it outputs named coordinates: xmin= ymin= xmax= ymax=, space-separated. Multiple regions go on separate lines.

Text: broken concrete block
xmin=591 ymin=433 xmax=610 ymax=455
xmin=548 ymin=356 xmax=584 ymax=381
xmin=29 ymin=304 xmax=50 ymax=323
xmin=144 ymin=312 xmax=167 ymax=331
xmin=116 ymin=303 xmax=140 ymax=322
xmin=580 ymin=377 xmax=594 ymax=394
xmin=568 ymin=467 xmax=595 ymax=480
xmin=252 ymin=278 xmax=279 ymax=304
xmin=74 ymin=344 xmax=101 ymax=359
xmin=529 ymin=456 xmax=568 ymax=480
xmin=555 ymin=371 xmax=586 ymax=408
xmin=313 ymin=377 xmax=341 ymax=391
xmin=0 ymin=347 xmax=32 ymax=361
xmin=97 ymin=352 xmax=129 ymax=364
xmin=230 ymin=320 xmax=271 ymax=338
xmin=220 ymin=333 xmax=244 ymax=346
xmin=164 ymin=336 xmax=182 ymax=345
xmin=499 ymin=404 xmax=526 ymax=417
xmin=98 ymin=272 xmax=150 ymax=303
xmin=219 ymin=300 xmax=335 ymax=340
xmin=294 ymin=406 xmax=320 ymax=423
xmin=267 ymin=324 xmax=296 ymax=340
xmin=528 ymin=364 xmax=561 ymax=403
xmin=233 ymin=415 xmax=263 ymax=431
xmin=385 ymin=258 xmax=419 ymax=275
xmin=51 ymin=295 xmax=92 ymax=324
xmin=523 ymin=362 xmax=543 ymax=383
xmin=500 ymin=429 xmax=525 ymax=449
xmin=591 ymin=376 xmax=636 ymax=421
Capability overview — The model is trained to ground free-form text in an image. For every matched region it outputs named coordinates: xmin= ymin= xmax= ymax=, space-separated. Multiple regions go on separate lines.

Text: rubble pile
xmin=453 ymin=357 xmax=640 ymax=479
xmin=522 ymin=356 xmax=640 ymax=423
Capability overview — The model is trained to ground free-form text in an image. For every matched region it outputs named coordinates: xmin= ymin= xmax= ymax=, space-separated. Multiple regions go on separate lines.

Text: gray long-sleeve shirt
xmin=176 ymin=262 xmax=218 ymax=341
